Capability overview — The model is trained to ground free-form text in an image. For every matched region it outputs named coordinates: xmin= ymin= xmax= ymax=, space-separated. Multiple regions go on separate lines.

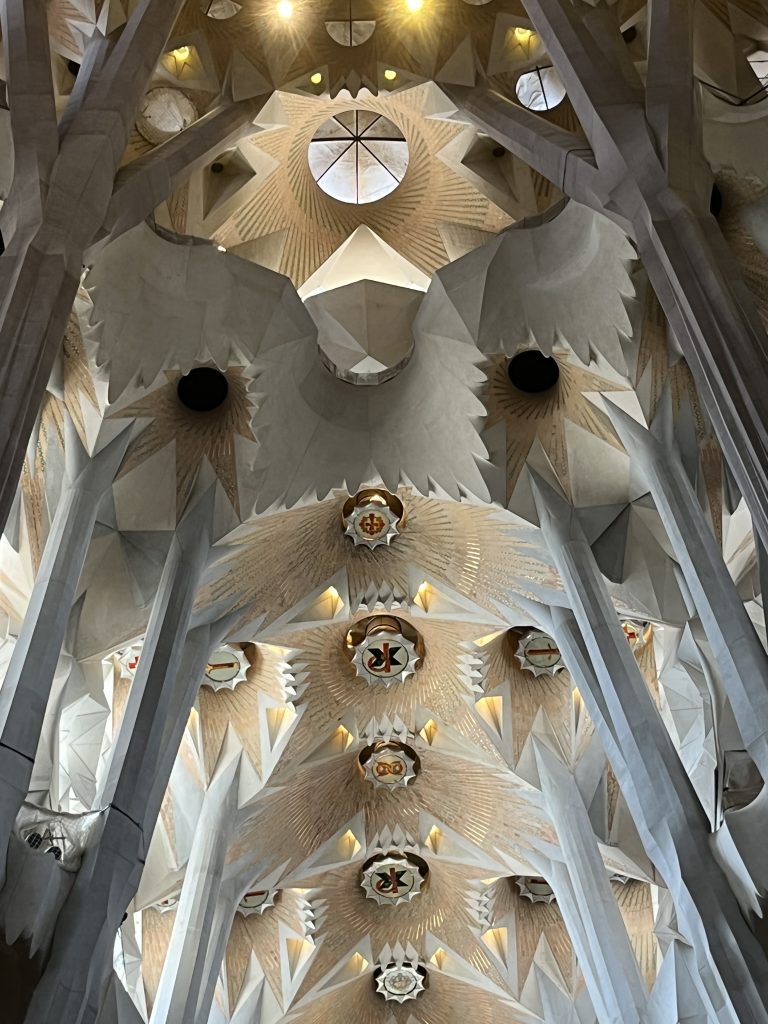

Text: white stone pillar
xmin=605 ymin=399 xmax=768 ymax=786
xmin=0 ymin=419 xmax=132 ymax=883
xmin=150 ymin=747 xmax=244 ymax=1024
xmin=530 ymin=472 xmax=768 ymax=1024
xmin=532 ymin=740 xmax=648 ymax=1024
xmin=23 ymin=486 xmax=222 ymax=1024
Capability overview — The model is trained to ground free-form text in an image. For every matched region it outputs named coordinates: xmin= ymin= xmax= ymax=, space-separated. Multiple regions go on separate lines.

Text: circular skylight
xmin=515 ymin=66 xmax=566 ymax=111
xmin=137 ymin=88 xmax=197 ymax=144
xmin=308 ymin=111 xmax=409 ymax=205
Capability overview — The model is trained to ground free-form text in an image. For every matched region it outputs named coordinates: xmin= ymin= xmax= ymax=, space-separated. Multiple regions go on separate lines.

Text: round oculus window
xmin=308 ymin=110 xmax=408 ymax=205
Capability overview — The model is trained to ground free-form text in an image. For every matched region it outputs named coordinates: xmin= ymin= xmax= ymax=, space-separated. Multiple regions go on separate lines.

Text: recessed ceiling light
xmin=384 ymin=68 xmax=397 ymax=81
xmin=405 ymin=0 xmax=422 ymax=11
xmin=310 ymin=71 xmax=323 ymax=84
xmin=276 ymin=0 xmax=293 ymax=18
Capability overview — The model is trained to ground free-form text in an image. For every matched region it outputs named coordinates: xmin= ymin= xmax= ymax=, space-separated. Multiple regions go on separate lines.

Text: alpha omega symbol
xmin=361 ymin=852 xmax=427 ymax=906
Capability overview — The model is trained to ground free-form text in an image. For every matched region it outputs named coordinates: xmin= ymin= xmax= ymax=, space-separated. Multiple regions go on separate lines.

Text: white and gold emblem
xmin=360 ymin=740 xmax=419 ymax=790
xmin=361 ymin=852 xmax=426 ymax=906
xmin=516 ymin=630 xmax=565 ymax=676
xmin=238 ymin=889 xmax=278 ymax=916
xmin=201 ymin=644 xmax=249 ymax=691
xmin=352 ymin=628 xmax=418 ymax=687
xmin=344 ymin=501 xmax=400 ymax=549
xmin=515 ymin=876 xmax=556 ymax=904
xmin=342 ymin=490 xmax=403 ymax=550
xmin=375 ymin=962 xmax=426 ymax=1002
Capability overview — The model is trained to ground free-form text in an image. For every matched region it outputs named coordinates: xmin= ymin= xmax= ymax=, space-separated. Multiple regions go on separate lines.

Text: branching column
xmin=149 ymin=750 xmax=245 ymax=1024
xmin=0 ymin=420 xmax=132 ymax=884
xmin=532 ymin=740 xmax=648 ymax=1024
xmin=0 ymin=0 xmax=259 ymax=536
xmin=446 ymin=0 xmax=768 ymax=552
xmin=605 ymin=400 xmax=768 ymax=785
xmin=529 ymin=474 xmax=768 ymax=1024
xmin=23 ymin=486 xmax=222 ymax=1024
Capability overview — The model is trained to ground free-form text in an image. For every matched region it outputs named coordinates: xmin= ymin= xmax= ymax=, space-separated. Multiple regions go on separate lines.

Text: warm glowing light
xmin=171 ymin=45 xmax=191 ymax=61
xmin=405 ymin=0 xmax=422 ymax=11
xmin=310 ymin=71 xmax=323 ymax=84
xmin=419 ymin=719 xmax=438 ymax=744
xmin=384 ymin=68 xmax=398 ymax=81
xmin=426 ymin=824 xmax=442 ymax=851
xmin=335 ymin=723 xmax=354 ymax=749
xmin=340 ymin=829 xmax=362 ymax=857
xmin=514 ymin=26 xmax=533 ymax=42
xmin=276 ymin=0 xmax=294 ymax=17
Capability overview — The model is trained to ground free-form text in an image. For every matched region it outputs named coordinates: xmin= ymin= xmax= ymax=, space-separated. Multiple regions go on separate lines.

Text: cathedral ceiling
xmin=5 ymin=1 xmax=768 ymax=1023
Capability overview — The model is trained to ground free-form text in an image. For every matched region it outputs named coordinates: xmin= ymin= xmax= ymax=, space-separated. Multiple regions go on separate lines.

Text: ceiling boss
xmin=346 ymin=615 xmax=424 ymax=686
xmin=360 ymin=851 xmax=429 ymax=905
xmin=341 ymin=488 xmax=405 ymax=549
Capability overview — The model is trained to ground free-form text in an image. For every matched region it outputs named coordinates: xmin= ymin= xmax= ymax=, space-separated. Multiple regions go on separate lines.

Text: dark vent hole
xmin=177 ymin=367 xmax=229 ymax=412
xmin=507 ymin=350 xmax=560 ymax=394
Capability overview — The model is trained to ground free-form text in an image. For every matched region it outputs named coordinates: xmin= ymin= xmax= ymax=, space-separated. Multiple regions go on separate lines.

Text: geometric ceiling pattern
xmin=3 ymin=2 xmax=768 ymax=1024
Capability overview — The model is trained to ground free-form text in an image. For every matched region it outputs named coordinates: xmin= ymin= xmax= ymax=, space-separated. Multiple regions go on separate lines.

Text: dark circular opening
xmin=492 ymin=145 xmax=506 ymax=158
xmin=507 ymin=350 xmax=560 ymax=393
xmin=177 ymin=367 xmax=229 ymax=412
xmin=211 ymin=161 xmax=225 ymax=174
xmin=710 ymin=183 xmax=723 ymax=219
xmin=621 ymin=25 xmax=637 ymax=43
xmin=66 ymin=59 xmax=80 ymax=77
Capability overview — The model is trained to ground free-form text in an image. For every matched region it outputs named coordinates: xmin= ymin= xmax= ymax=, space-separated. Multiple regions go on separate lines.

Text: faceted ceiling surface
xmin=4 ymin=0 xmax=768 ymax=1023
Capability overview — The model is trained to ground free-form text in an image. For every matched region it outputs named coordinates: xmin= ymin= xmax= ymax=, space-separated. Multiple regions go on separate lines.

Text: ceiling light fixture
xmin=276 ymin=0 xmax=293 ymax=18
xmin=405 ymin=0 xmax=422 ymax=11
xmin=310 ymin=71 xmax=323 ymax=84
xmin=384 ymin=68 xmax=397 ymax=80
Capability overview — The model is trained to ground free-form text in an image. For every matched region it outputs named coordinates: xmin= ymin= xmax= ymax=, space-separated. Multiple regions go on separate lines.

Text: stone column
xmin=529 ymin=472 xmax=768 ymax=1024
xmin=23 ymin=486 xmax=222 ymax=1024
xmin=0 ymin=419 xmax=132 ymax=883
xmin=531 ymin=740 xmax=648 ymax=1024
xmin=150 ymin=747 xmax=245 ymax=1024
xmin=604 ymin=399 xmax=768 ymax=786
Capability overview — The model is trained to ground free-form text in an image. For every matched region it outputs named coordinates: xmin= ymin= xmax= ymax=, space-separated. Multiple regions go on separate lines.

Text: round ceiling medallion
xmin=374 ymin=961 xmax=427 ymax=1002
xmin=515 ymin=630 xmax=565 ymax=676
xmin=238 ymin=889 xmax=278 ymax=916
xmin=359 ymin=740 xmax=419 ymax=789
xmin=308 ymin=110 xmax=409 ymax=205
xmin=348 ymin=617 xmax=422 ymax=687
xmin=516 ymin=876 xmax=556 ymax=904
xmin=361 ymin=852 xmax=428 ymax=905
xmin=342 ymin=489 xmax=404 ymax=549
xmin=201 ymin=644 xmax=249 ymax=691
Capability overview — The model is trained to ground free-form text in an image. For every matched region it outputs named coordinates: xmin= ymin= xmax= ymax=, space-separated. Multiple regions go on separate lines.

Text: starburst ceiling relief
xmin=112 ymin=367 xmax=258 ymax=521
xmin=165 ymin=85 xmax=528 ymax=286
xmin=203 ymin=489 xmax=557 ymax=633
